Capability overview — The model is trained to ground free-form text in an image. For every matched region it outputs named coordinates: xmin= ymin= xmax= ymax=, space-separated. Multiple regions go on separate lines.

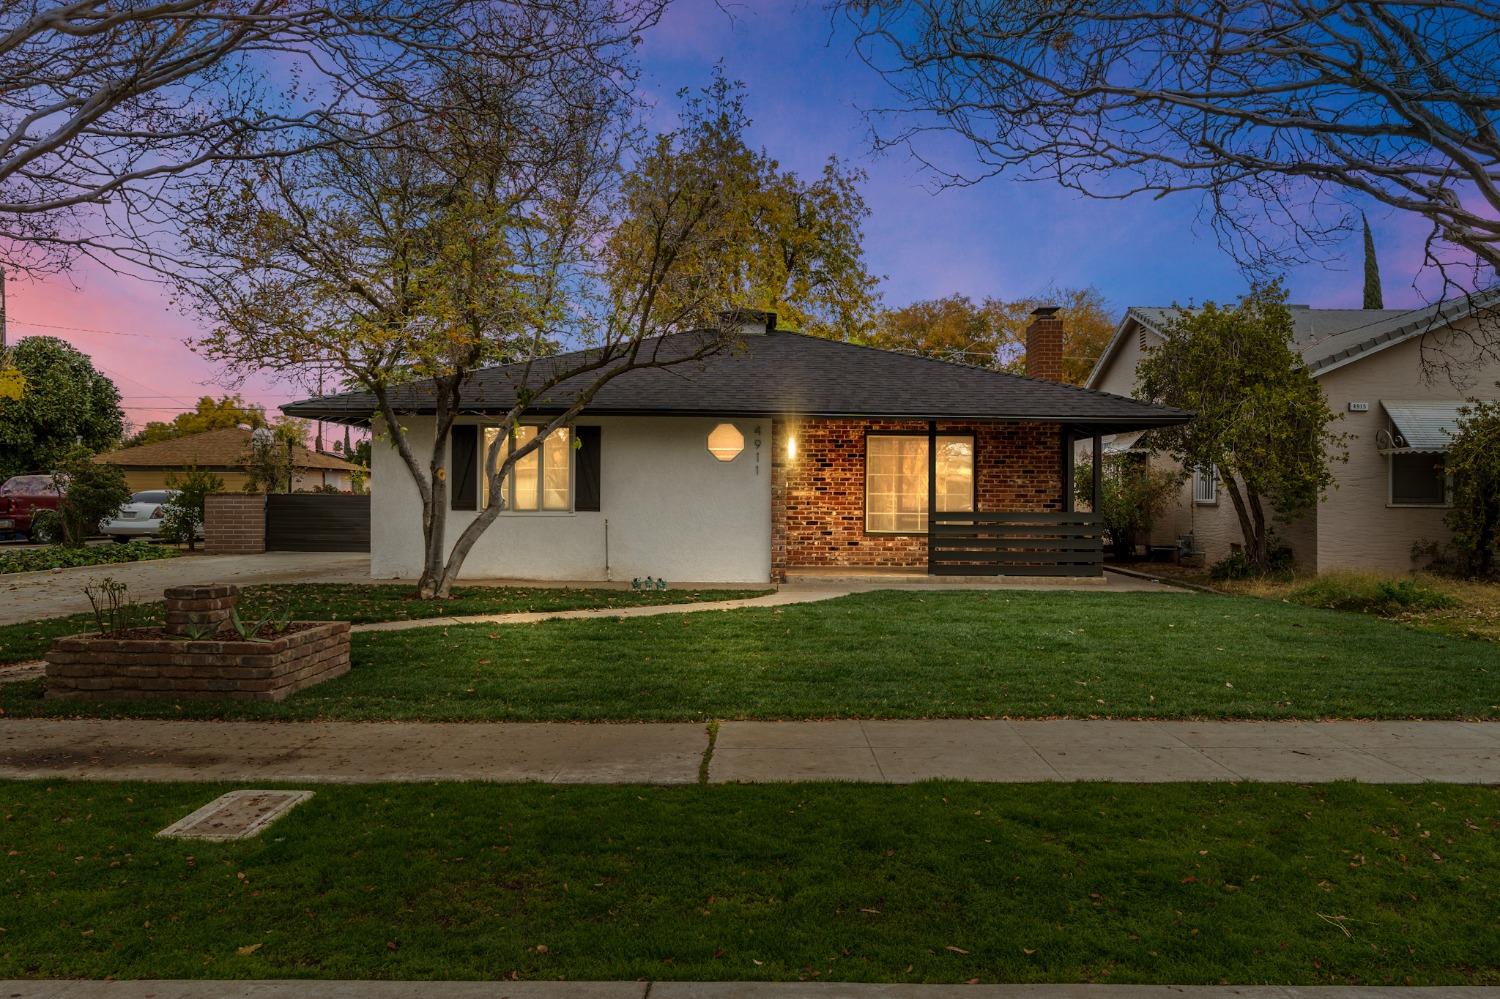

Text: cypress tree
xmin=1362 ymin=213 xmax=1384 ymax=309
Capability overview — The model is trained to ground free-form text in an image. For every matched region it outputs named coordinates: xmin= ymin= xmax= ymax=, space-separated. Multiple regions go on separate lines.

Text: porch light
xmin=707 ymin=423 xmax=744 ymax=461
xmin=787 ymin=435 xmax=797 ymax=460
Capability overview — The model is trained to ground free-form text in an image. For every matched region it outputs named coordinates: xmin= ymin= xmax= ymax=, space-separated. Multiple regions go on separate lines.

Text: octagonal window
xmin=707 ymin=423 xmax=744 ymax=462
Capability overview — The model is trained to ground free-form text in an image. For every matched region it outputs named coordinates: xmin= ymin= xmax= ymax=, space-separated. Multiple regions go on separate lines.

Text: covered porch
xmin=771 ymin=416 xmax=1120 ymax=581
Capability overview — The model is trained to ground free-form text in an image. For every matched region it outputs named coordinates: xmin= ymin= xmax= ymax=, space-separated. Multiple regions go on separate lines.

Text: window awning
xmin=1381 ymin=400 xmax=1467 ymax=453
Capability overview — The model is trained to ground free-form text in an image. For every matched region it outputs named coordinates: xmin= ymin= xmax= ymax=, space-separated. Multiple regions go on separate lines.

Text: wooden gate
xmin=265 ymin=494 xmax=371 ymax=552
xmin=928 ymin=512 xmax=1103 ymax=576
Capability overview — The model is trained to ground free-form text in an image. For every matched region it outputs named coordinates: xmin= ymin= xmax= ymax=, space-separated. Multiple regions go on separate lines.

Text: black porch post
xmin=1091 ymin=434 xmax=1103 ymax=513
xmin=1060 ymin=428 xmax=1075 ymax=513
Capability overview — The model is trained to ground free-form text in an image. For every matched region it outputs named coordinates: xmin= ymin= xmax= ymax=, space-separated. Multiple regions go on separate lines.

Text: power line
xmin=6 ymin=317 xmax=180 ymax=340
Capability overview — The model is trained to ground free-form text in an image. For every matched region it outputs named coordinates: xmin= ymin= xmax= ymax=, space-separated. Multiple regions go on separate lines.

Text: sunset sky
xmin=7 ymin=0 xmax=1451 ymax=433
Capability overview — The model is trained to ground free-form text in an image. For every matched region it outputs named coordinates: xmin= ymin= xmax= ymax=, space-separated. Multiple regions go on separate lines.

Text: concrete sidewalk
xmin=3 ymin=982 xmax=1498 ymax=998
xmin=2 ymin=718 xmax=1498 ymax=785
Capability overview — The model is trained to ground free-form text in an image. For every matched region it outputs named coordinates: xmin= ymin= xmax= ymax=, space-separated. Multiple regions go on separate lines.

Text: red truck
xmin=0 ymin=474 xmax=62 ymax=540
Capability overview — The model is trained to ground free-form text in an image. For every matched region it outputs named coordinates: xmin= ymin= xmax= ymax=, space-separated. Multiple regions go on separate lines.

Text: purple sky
xmin=7 ymin=0 xmax=1446 ymax=431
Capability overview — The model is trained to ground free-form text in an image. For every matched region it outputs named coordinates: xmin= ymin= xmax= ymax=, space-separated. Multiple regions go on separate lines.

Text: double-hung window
xmin=865 ymin=433 xmax=973 ymax=534
xmin=481 ymin=425 xmax=572 ymax=511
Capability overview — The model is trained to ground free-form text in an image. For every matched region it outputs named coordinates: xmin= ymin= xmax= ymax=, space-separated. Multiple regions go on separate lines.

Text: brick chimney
xmin=1025 ymin=306 xmax=1064 ymax=381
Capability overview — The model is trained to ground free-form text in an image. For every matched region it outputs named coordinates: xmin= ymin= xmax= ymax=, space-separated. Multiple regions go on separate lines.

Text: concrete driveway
xmin=1 ymin=552 xmax=369 ymax=624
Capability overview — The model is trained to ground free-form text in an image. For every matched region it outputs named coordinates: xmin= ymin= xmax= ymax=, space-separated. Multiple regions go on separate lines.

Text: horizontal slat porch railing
xmin=928 ymin=512 xmax=1103 ymax=577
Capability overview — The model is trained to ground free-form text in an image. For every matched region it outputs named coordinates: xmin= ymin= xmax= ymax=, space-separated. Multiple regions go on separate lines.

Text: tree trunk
xmin=1218 ymin=472 xmax=1266 ymax=569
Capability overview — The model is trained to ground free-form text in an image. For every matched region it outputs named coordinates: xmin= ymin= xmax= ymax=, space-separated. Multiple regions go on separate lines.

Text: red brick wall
xmin=1025 ymin=312 xmax=1065 ymax=382
xmin=204 ymin=494 xmax=266 ymax=554
xmin=770 ymin=418 xmax=1064 ymax=577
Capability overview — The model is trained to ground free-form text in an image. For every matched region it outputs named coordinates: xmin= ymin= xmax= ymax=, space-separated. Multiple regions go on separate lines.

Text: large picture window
xmin=481 ymin=425 xmax=572 ymax=511
xmin=865 ymin=433 xmax=973 ymax=534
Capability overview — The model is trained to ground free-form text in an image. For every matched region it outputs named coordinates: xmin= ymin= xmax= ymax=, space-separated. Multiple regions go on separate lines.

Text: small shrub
xmin=1210 ymin=543 xmax=1294 ymax=581
xmin=161 ymin=467 xmax=225 ymax=551
xmin=52 ymin=445 xmax=131 ymax=545
xmin=83 ymin=577 xmax=146 ymax=636
xmin=28 ymin=508 xmax=61 ymax=544
xmin=1285 ymin=573 xmax=1457 ymax=617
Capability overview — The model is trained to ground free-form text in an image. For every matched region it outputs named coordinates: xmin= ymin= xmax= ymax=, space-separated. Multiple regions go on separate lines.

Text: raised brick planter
xmin=46 ymin=620 xmax=351 ymax=702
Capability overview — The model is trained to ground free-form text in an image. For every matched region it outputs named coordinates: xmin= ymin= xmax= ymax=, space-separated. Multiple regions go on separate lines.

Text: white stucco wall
xmin=370 ymin=415 xmax=773 ymax=583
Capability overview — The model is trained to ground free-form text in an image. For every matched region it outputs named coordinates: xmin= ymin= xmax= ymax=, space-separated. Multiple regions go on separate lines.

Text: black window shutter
xmin=451 ymin=425 xmax=478 ymax=510
xmin=575 ymin=426 xmax=602 ymax=511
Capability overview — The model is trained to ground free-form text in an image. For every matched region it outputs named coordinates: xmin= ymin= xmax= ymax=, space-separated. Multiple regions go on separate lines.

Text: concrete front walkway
xmin=3 ymin=718 xmax=1498 ymax=785
xmin=352 ymin=583 xmax=852 ymax=633
xmin=3 ymin=983 xmax=1498 ymax=999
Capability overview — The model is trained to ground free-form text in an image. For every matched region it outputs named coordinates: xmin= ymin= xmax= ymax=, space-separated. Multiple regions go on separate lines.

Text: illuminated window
xmin=481 ymin=425 xmax=571 ymax=511
xmin=707 ymin=423 xmax=744 ymax=461
xmin=865 ymin=434 xmax=973 ymax=534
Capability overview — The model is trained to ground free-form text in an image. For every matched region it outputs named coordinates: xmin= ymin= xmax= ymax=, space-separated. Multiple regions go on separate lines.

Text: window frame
xmin=863 ymin=428 xmax=975 ymax=536
xmin=479 ymin=422 xmax=576 ymax=515
xmin=1387 ymin=450 xmax=1451 ymax=508
xmin=1192 ymin=464 xmax=1218 ymax=505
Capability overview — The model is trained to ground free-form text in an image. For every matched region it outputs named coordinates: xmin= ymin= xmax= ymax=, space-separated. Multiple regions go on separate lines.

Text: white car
xmin=104 ymin=490 xmax=198 ymax=542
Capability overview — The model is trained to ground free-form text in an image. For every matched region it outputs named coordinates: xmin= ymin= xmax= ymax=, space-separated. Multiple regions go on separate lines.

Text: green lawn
xmin=4 ymin=590 xmax=1498 ymax=720
xmin=0 ymin=582 xmax=765 ymax=666
xmin=2 ymin=781 xmax=1496 ymax=984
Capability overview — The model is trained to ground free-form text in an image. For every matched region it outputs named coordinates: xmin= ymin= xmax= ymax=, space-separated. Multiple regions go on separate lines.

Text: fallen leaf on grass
xmin=236 ymin=943 xmax=262 ymax=956
xmin=945 ymin=945 xmax=969 ymax=955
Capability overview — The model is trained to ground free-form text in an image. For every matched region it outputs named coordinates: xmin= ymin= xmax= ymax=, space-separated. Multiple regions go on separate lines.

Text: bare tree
xmin=181 ymin=65 xmax=758 ymax=597
xmin=0 ymin=0 xmax=664 ymax=275
xmin=837 ymin=1 xmax=1500 ymax=288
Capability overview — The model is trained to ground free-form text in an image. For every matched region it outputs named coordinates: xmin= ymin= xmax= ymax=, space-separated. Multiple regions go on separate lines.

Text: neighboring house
xmin=1087 ymin=290 xmax=1500 ymax=574
xmin=283 ymin=310 xmax=1188 ymax=583
xmin=96 ymin=427 xmax=364 ymax=493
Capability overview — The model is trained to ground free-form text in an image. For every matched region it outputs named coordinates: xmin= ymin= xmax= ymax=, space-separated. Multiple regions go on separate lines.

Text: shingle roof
xmin=281 ymin=328 xmax=1190 ymax=433
xmin=97 ymin=427 xmax=362 ymax=472
xmin=1124 ymin=286 xmax=1500 ymax=377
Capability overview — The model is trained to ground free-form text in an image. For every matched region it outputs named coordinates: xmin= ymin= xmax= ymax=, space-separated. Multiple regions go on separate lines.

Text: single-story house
xmin=97 ymin=426 xmax=364 ymax=493
xmin=1086 ymin=289 xmax=1500 ymax=573
xmin=283 ymin=310 xmax=1190 ymax=584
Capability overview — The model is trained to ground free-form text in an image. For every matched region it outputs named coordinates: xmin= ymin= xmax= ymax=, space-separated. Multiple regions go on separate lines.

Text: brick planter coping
xmin=46 ymin=621 xmax=351 ymax=702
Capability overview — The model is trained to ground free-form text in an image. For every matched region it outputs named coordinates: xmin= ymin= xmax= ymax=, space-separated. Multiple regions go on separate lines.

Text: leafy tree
xmin=1362 ymin=214 xmax=1384 ymax=310
xmin=1076 ymin=454 xmax=1181 ymax=560
xmin=1442 ymin=397 xmax=1500 ymax=578
xmin=0 ymin=337 xmax=123 ymax=481
xmin=129 ymin=395 xmax=267 ymax=446
xmin=51 ymin=446 xmax=131 ymax=547
xmin=616 ymin=74 xmax=882 ymax=341
xmin=242 ymin=426 xmax=303 ymax=494
xmin=869 ymin=287 xmax=1116 ymax=385
xmin=183 ymin=62 xmax=760 ymax=597
xmin=1136 ymin=283 xmax=1348 ymax=573
xmin=161 ymin=467 xmax=226 ymax=551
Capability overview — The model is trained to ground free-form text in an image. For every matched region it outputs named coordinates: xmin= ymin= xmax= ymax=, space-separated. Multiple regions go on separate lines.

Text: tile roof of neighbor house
xmin=282 ymin=327 xmax=1191 ymax=432
xmin=96 ymin=427 xmax=362 ymax=472
xmin=1118 ymin=286 xmax=1500 ymax=379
